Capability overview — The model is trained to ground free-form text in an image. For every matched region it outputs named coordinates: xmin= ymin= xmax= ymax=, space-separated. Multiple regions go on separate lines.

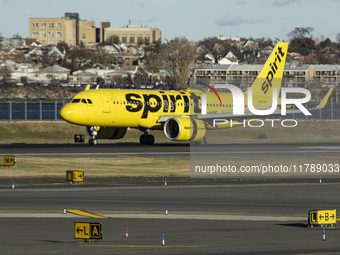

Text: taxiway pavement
xmin=0 ymin=184 xmax=340 ymax=254
xmin=0 ymin=142 xmax=339 ymax=254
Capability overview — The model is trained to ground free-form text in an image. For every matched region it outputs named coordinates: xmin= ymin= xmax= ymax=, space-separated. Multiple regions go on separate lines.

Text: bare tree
xmin=159 ymin=37 xmax=197 ymax=90
xmin=67 ymin=48 xmax=96 ymax=70
xmin=12 ymin=34 xmax=22 ymax=39
xmin=0 ymin=33 xmax=3 ymax=50
xmin=287 ymin=27 xmax=314 ymax=41
xmin=95 ymin=47 xmax=117 ymax=67
xmin=0 ymin=67 xmax=12 ymax=83
xmin=145 ymin=39 xmax=163 ymax=73
xmin=197 ymin=37 xmax=234 ymax=63
xmin=57 ymin=41 xmax=70 ymax=54
xmin=133 ymin=67 xmax=150 ymax=85
xmin=287 ymin=27 xmax=316 ymax=56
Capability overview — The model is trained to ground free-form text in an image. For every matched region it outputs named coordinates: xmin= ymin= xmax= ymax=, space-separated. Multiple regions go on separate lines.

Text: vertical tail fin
xmin=248 ymin=42 xmax=289 ymax=102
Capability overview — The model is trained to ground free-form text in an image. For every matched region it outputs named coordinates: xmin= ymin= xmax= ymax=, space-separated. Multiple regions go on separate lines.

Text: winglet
xmin=315 ymin=87 xmax=334 ymax=109
xmin=85 ymin=84 xmax=91 ymax=91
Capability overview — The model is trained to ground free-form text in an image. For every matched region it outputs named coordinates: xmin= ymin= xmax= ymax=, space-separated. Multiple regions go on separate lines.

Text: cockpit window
xmin=67 ymin=96 xmax=75 ymax=104
xmin=71 ymin=98 xmax=81 ymax=103
xmin=71 ymin=98 xmax=93 ymax=104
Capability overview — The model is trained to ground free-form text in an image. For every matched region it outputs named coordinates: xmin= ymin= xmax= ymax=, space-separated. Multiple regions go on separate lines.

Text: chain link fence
xmin=0 ymin=101 xmax=66 ymax=121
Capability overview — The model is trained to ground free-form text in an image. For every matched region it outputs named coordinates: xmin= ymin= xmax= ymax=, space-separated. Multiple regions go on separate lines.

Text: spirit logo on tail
xmin=262 ymin=46 xmax=286 ymax=94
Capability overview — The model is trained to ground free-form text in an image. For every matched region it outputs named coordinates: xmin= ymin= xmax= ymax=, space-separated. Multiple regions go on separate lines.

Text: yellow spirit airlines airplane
xmin=60 ymin=42 xmax=332 ymax=145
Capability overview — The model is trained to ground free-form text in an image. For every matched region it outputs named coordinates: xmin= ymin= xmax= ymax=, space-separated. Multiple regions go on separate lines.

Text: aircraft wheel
xmin=140 ymin=134 xmax=154 ymax=145
xmin=147 ymin=134 xmax=155 ymax=145
xmin=196 ymin=137 xmax=207 ymax=146
xmin=140 ymin=134 xmax=147 ymax=145
xmin=89 ymin=138 xmax=98 ymax=145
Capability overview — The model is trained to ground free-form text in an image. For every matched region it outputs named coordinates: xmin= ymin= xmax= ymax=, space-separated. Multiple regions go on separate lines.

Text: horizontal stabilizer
xmin=315 ymin=87 xmax=334 ymax=109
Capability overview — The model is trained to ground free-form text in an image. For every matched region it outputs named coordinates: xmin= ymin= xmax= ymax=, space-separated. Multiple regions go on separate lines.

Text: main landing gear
xmin=191 ymin=137 xmax=207 ymax=146
xmin=140 ymin=129 xmax=155 ymax=145
xmin=196 ymin=136 xmax=207 ymax=145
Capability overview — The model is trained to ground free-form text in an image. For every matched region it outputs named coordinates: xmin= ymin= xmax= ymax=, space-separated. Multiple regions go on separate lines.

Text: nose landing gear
xmin=88 ymin=126 xmax=99 ymax=145
xmin=89 ymin=138 xmax=98 ymax=145
xmin=139 ymin=129 xmax=155 ymax=145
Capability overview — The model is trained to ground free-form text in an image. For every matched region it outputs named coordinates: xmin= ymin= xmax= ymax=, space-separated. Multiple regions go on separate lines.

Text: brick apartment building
xmin=101 ymin=23 xmax=162 ymax=44
xmin=29 ymin=13 xmax=162 ymax=47
xmin=29 ymin=13 xmax=97 ymax=47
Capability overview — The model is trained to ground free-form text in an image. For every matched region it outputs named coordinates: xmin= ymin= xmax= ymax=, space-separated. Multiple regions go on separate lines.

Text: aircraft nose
xmin=60 ymin=104 xmax=74 ymax=122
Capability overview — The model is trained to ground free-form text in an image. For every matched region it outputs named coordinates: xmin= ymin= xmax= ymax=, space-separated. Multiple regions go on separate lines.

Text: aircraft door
xmin=100 ymin=93 xmax=111 ymax=113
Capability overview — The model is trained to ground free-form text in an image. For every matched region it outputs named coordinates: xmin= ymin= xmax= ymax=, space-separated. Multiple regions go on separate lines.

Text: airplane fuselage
xmin=60 ymin=88 xmax=248 ymax=129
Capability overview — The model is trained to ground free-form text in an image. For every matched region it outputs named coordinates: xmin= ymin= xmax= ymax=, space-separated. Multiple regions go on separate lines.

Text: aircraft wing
xmin=156 ymin=109 xmax=282 ymax=124
xmin=196 ymin=109 xmax=282 ymax=120
xmin=282 ymin=87 xmax=334 ymax=115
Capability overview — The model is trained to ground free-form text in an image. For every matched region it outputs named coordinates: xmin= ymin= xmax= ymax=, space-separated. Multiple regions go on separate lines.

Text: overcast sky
xmin=1 ymin=0 xmax=340 ymax=42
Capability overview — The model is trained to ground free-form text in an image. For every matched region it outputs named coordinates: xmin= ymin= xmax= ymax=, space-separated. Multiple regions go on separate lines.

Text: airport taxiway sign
xmin=66 ymin=171 xmax=84 ymax=182
xmin=74 ymin=222 xmax=102 ymax=239
xmin=74 ymin=135 xmax=85 ymax=143
xmin=4 ymin=156 xmax=15 ymax=166
xmin=309 ymin=209 xmax=336 ymax=225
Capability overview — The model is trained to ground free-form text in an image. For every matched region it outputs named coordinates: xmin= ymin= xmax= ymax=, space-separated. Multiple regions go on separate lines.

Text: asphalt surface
xmin=0 ymin=142 xmax=339 ymax=159
xmin=1 ymin=184 xmax=340 ymax=254
xmin=0 ymin=142 xmax=339 ymax=254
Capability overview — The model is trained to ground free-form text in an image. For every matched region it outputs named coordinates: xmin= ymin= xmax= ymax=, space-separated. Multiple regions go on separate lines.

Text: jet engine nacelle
xmin=163 ymin=117 xmax=206 ymax=142
xmin=86 ymin=126 xmax=127 ymax=139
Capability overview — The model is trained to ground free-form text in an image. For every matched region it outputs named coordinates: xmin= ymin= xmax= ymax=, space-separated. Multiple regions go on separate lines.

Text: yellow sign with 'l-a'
xmin=74 ymin=222 xmax=102 ymax=239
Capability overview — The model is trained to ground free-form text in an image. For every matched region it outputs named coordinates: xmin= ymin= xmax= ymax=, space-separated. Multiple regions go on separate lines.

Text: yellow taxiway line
xmin=67 ymin=209 xmax=108 ymax=219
